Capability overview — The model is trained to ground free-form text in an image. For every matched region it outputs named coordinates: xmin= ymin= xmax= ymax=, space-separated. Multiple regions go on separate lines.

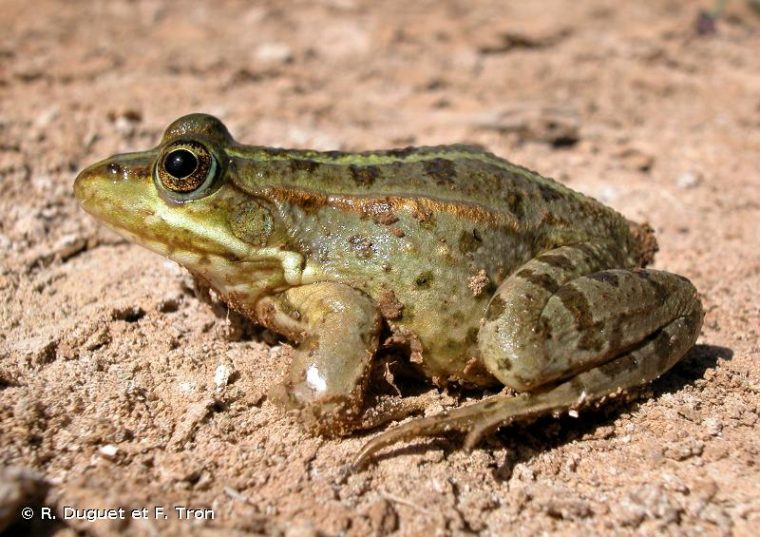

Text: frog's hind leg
xmin=356 ymin=244 xmax=703 ymax=466
xmin=355 ymin=309 xmax=700 ymax=467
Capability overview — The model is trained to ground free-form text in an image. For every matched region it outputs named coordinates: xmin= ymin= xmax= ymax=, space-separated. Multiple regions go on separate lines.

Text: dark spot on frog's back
xmin=349 ymin=164 xmax=380 ymax=187
xmin=289 ymin=159 xmax=319 ymax=174
xmin=516 ymin=267 xmax=560 ymax=294
xmin=505 ymin=191 xmax=525 ymax=218
xmin=633 ymin=269 xmax=668 ymax=305
xmin=539 ymin=253 xmax=574 ymax=272
xmin=578 ymin=330 xmax=605 ymax=352
xmin=587 ymin=271 xmax=620 ymax=288
xmin=458 ymin=228 xmax=483 ymax=254
xmin=348 ymin=235 xmax=374 ymax=259
xmin=556 ymin=284 xmax=594 ymax=329
xmin=414 ymin=270 xmax=434 ymax=289
xmin=538 ymin=183 xmax=564 ymax=202
xmin=423 ymin=158 xmax=457 ymax=185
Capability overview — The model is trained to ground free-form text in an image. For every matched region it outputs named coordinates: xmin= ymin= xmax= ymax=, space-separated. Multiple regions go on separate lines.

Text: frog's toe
xmin=354 ymin=394 xmax=536 ymax=468
xmin=354 ymin=411 xmax=462 ymax=469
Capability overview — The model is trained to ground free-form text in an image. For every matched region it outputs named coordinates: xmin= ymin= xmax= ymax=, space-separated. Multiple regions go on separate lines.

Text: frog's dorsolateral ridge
xmin=74 ymin=113 xmax=703 ymax=466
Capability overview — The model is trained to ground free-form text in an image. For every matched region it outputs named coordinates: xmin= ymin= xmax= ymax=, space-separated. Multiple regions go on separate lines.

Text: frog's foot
xmin=269 ymin=382 xmax=365 ymax=437
xmin=260 ymin=282 xmax=382 ymax=437
xmin=356 ymin=306 xmax=701 ymax=467
xmin=357 ymin=390 xmax=440 ymax=431
xmin=271 ymin=383 xmax=433 ymax=437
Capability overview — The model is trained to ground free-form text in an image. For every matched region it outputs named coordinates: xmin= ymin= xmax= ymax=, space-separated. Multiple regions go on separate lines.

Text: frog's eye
xmin=155 ymin=140 xmax=218 ymax=197
xmin=164 ymin=149 xmax=198 ymax=181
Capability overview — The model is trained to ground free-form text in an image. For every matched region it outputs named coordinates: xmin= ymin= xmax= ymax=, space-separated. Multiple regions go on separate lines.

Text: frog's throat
xmin=111 ymin=223 xmax=305 ymax=294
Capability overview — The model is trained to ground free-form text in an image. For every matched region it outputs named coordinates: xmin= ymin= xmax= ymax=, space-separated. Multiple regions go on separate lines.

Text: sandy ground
xmin=1 ymin=1 xmax=759 ymax=535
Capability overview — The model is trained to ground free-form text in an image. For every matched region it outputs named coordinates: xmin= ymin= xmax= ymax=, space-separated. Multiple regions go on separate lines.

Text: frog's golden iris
xmin=154 ymin=139 xmax=221 ymax=200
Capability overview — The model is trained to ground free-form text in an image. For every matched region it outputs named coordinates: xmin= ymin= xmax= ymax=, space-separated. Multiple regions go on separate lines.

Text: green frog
xmin=74 ymin=114 xmax=703 ymax=465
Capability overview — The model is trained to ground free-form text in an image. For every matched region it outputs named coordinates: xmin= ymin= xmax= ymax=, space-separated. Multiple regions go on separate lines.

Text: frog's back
xmin=233 ymin=143 xmax=574 ymax=210
xmin=229 ymin=143 xmax=647 ymax=266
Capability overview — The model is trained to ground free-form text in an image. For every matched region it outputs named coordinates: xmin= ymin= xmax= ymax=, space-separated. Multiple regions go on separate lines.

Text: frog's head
xmin=75 ymin=114 xmax=294 ymax=292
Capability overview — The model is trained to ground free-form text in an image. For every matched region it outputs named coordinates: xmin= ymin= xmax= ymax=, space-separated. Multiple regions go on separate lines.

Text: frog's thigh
xmin=262 ymin=282 xmax=381 ymax=435
xmin=479 ymin=249 xmax=704 ymax=392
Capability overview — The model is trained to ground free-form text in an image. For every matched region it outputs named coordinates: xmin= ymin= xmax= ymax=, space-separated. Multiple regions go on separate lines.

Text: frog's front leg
xmin=257 ymin=282 xmax=381 ymax=436
xmin=356 ymin=243 xmax=703 ymax=465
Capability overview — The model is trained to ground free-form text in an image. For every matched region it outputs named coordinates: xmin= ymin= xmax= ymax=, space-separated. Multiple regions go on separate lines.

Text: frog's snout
xmin=75 ymin=152 xmax=154 ymax=205
xmin=73 ymin=161 xmax=102 ymax=206
xmin=73 ymin=160 xmax=110 ymax=212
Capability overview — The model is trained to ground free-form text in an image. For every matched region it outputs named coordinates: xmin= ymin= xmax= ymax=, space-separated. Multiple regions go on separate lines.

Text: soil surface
xmin=1 ymin=1 xmax=759 ymax=536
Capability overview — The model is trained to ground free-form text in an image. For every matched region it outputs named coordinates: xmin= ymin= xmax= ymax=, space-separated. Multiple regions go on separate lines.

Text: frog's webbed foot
xmin=356 ymin=382 xmax=595 ymax=468
xmin=358 ymin=388 xmax=612 ymax=469
xmin=354 ymin=393 xmax=532 ymax=468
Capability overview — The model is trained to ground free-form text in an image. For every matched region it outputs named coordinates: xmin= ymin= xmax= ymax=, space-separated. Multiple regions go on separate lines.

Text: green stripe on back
xmin=226 ymin=144 xmax=572 ymax=195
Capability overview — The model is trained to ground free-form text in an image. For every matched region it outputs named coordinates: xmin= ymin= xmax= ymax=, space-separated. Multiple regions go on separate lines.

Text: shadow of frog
xmin=490 ymin=343 xmax=733 ymax=481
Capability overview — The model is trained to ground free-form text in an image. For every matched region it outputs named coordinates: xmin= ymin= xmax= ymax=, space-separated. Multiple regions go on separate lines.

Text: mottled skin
xmin=74 ymin=114 xmax=703 ymax=465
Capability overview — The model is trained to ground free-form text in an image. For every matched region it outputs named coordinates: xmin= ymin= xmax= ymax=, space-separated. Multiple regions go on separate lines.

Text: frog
xmin=74 ymin=113 xmax=703 ymax=466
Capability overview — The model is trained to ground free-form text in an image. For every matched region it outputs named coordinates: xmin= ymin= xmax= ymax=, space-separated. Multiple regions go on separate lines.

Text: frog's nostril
xmin=107 ymin=161 xmax=123 ymax=175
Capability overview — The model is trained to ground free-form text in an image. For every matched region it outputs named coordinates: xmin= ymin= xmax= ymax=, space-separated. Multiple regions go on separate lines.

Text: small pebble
xmin=677 ymin=171 xmax=702 ymax=189
xmin=35 ymin=106 xmax=60 ymax=128
xmin=98 ymin=444 xmax=119 ymax=459
xmin=702 ymin=416 xmax=723 ymax=436
xmin=214 ymin=362 xmax=233 ymax=389
xmin=255 ymin=43 xmax=293 ymax=64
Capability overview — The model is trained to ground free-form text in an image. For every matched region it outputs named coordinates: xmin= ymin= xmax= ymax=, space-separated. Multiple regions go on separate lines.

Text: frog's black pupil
xmin=164 ymin=149 xmax=198 ymax=178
